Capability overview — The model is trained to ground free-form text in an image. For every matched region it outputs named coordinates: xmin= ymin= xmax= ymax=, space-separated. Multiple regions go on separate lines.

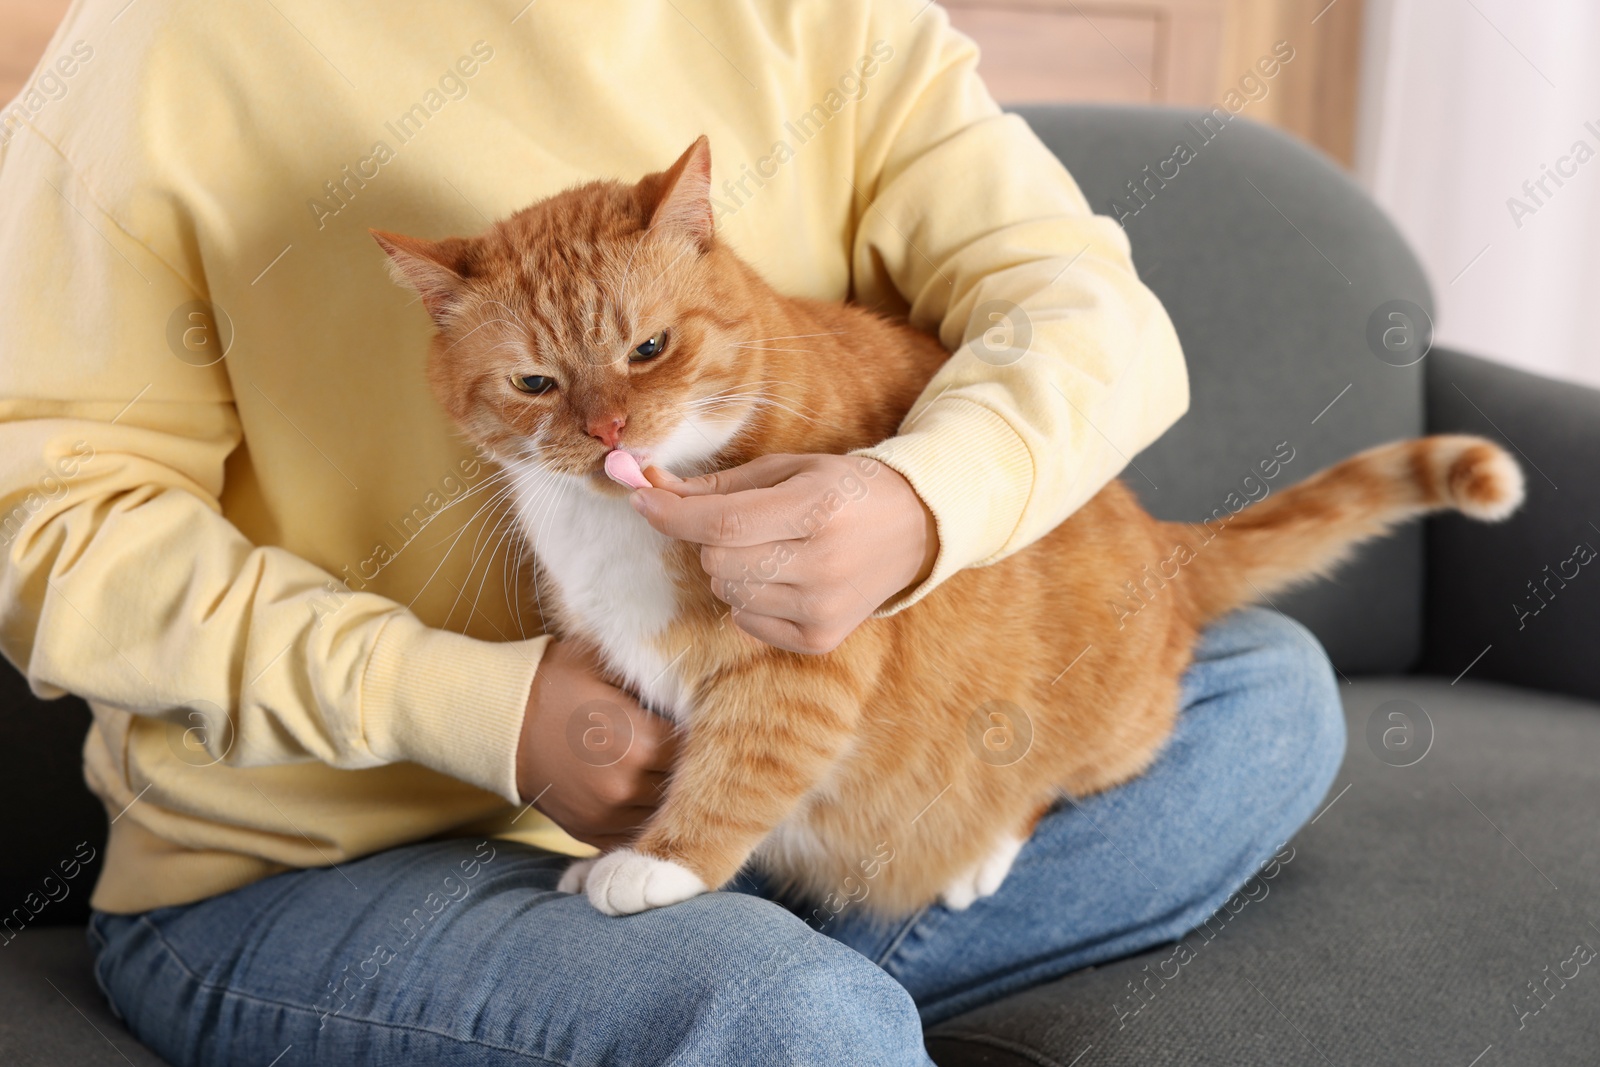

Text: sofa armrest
xmin=1420 ymin=348 xmax=1600 ymax=703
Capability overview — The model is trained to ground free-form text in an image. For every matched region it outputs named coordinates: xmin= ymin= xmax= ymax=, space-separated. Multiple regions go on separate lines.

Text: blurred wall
xmin=1356 ymin=0 xmax=1600 ymax=388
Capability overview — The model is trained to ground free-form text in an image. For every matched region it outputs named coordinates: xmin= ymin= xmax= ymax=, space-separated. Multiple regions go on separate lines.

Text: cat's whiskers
xmin=409 ymin=435 xmax=554 ymax=611
xmin=679 ymin=395 xmax=766 ymax=419
xmin=725 ymin=331 xmax=844 ymax=355
xmin=406 ymin=471 xmax=526 ymax=608
xmin=688 ymin=377 xmax=787 ymax=391
xmin=679 ymin=396 xmax=768 ymax=429
xmin=679 ymin=390 xmax=765 ymax=412
xmin=444 ymin=448 xmax=565 ymax=628
xmin=499 ymin=441 xmax=537 ymax=633
xmin=506 ymin=500 xmax=541 ymax=638
xmin=500 ymin=441 xmax=542 ymax=637
xmin=491 ymin=461 xmax=581 ymax=638
xmin=411 ymin=468 xmax=515 ymax=550
xmin=682 ymin=386 xmax=779 ymax=404
xmin=437 ymin=477 xmax=530 ymax=592
xmin=728 ymin=331 xmax=845 ymax=345
xmin=747 ymin=397 xmax=817 ymax=424
xmin=686 ymin=391 xmax=816 ymax=425
xmin=687 ymin=375 xmax=813 ymax=396
xmin=449 ymin=504 xmax=517 ymax=629
xmin=537 ymin=475 xmax=574 ymax=559
xmin=677 ymin=379 xmax=790 ymax=413
xmin=463 ymin=461 xmax=565 ymax=635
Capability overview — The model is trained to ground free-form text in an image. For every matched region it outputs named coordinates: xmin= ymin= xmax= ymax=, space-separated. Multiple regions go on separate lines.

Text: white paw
xmin=584 ymin=847 xmax=708 ymax=916
xmin=557 ymin=858 xmax=597 ymax=895
xmin=940 ymin=835 xmax=1025 ymax=911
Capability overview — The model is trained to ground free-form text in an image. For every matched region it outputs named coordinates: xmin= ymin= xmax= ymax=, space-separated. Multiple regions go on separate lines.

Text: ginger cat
xmin=374 ymin=137 xmax=1524 ymax=918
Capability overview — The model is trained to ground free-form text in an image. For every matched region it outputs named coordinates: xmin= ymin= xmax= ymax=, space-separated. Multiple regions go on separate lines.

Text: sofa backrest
xmin=1016 ymin=105 xmax=1434 ymax=675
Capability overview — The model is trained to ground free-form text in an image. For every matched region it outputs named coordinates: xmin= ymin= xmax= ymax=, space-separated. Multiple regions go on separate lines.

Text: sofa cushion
xmin=0 ymin=925 xmax=166 ymax=1066
xmin=1017 ymin=106 xmax=1434 ymax=675
xmin=926 ymin=677 xmax=1600 ymax=1065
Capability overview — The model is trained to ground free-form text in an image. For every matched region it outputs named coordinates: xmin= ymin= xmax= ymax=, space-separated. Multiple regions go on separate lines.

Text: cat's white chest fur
xmin=507 ymin=462 xmax=687 ymax=717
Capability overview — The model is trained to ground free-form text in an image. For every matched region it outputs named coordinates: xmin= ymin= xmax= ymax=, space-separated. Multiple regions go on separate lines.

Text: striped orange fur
xmin=377 ymin=137 xmax=1525 ymax=916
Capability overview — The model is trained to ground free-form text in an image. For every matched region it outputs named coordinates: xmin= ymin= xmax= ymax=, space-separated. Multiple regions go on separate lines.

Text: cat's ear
xmin=371 ymin=230 xmax=475 ymax=325
xmin=645 ymin=135 xmax=714 ymax=252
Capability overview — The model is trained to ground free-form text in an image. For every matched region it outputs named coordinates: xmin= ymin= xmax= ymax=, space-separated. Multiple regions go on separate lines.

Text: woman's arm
xmin=635 ymin=0 xmax=1189 ymax=652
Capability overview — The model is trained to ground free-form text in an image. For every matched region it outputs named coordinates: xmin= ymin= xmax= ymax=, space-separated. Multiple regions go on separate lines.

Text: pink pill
xmin=604 ymin=449 xmax=651 ymax=490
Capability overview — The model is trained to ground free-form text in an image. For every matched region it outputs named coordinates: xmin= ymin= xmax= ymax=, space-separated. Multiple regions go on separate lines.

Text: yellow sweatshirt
xmin=0 ymin=0 xmax=1187 ymax=913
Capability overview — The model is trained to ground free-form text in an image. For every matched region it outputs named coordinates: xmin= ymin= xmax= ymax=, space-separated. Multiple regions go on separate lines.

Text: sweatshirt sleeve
xmin=0 ymin=133 xmax=539 ymax=806
xmin=847 ymin=1 xmax=1190 ymax=612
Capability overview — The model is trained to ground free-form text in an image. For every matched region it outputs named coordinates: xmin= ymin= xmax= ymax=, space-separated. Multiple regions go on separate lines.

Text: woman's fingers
xmin=726 ymin=610 xmax=846 ymax=655
xmin=697 ymin=540 xmax=809 ymax=585
xmin=642 ymin=454 xmax=810 ymax=497
xmin=631 ymin=480 xmax=814 ymax=547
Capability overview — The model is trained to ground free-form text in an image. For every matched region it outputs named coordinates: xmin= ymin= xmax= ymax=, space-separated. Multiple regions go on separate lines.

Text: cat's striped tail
xmin=1168 ymin=435 xmax=1524 ymax=626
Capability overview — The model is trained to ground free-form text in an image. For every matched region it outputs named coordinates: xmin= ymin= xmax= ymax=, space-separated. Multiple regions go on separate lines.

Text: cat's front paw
xmin=585 ymin=847 xmax=708 ymax=916
xmin=556 ymin=858 xmax=597 ymax=895
xmin=939 ymin=835 xmax=1025 ymax=911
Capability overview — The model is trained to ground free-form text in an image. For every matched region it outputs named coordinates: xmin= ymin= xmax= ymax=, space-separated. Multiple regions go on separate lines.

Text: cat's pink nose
xmin=587 ymin=414 xmax=626 ymax=448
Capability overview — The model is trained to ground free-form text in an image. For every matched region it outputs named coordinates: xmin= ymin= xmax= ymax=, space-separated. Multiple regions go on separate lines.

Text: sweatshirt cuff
xmin=361 ymin=612 xmax=549 ymax=804
xmin=853 ymin=396 xmax=1034 ymax=615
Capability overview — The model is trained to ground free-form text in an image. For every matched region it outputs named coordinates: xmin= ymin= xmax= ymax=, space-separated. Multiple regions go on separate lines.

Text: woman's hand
xmin=629 ymin=454 xmax=939 ymax=654
xmin=517 ymin=640 xmax=678 ymax=849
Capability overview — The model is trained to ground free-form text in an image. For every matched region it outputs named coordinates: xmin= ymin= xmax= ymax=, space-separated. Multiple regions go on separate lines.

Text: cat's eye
xmin=630 ymin=329 xmax=669 ymax=363
xmin=510 ymin=374 xmax=556 ymax=395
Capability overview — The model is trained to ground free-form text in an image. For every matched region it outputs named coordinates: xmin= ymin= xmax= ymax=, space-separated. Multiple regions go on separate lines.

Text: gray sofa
xmin=4 ymin=105 xmax=1598 ymax=1065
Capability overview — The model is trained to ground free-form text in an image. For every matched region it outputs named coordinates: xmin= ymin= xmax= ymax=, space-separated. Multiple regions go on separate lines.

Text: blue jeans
xmin=87 ymin=608 xmax=1344 ymax=1066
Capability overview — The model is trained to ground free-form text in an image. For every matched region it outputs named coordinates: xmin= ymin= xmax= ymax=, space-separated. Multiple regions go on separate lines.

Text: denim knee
xmin=1259 ymin=609 xmax=1345 ymax=774
xmin=1216 ymin=607 xmax=1347 ymax=813
xmin=639 ymin=892 xmax=928 ymax=1065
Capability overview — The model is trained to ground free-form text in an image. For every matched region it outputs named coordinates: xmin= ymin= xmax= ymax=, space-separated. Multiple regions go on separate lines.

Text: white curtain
xmin=1356 ymin=0 xmax=1600 ymax=388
